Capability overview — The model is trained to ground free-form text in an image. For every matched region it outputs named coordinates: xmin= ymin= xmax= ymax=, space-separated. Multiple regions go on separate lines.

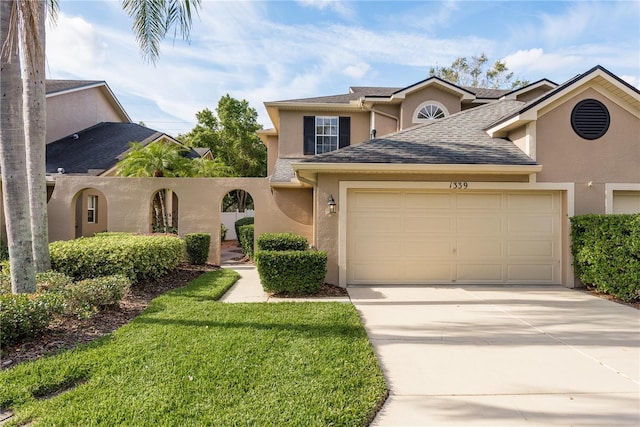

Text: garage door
xmin=347 ymin=190 xmax=562 ymax=285
xmin=612 ymin=191 xmax=640 ymax=214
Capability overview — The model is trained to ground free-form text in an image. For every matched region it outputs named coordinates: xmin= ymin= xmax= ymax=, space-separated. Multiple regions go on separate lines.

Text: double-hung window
xmin=87 ymin=195 xmax=97 ymax=223
xmin=303 ymin=116 xmax=350 ymax=155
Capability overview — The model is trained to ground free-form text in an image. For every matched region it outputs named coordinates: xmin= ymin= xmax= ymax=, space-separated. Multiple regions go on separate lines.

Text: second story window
xmin=303 ymin=116 xmax=350 ymax=155
xmin=413 ymin=101 xmax=449 ymax=123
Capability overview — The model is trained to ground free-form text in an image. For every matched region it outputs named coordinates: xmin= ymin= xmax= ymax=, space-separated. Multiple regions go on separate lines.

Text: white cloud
xmin=343 ymin=62 xmax=370 ymax=79
xmin=620 ymin=75 xmax=640 ymax=89
xmin=503 ymin=49 xmax=581 ymax=75
xmin=296 ymin=0 xmax=355 ymax=20
xmin=46 ymin=14 xmax=109 ymax=71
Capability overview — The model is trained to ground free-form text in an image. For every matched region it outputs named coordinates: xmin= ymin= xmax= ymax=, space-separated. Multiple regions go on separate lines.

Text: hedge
xmin=238 ymin=224 xmax=255 ymax=259
xmin=234 ymin=217 xmax=254 ymax=242
xmin=0 ymin=292 xmax=64 ymax=346
xmin=62 ymin=275 xmax=131 ymax=318
xmin=570 ymin=214 xmax=640 ymax=302
xmin=255 ymin=250 xmax=327 ymax=295
xmin=184 ymin=233 xmax=211 ymax=265
xmin=257 ymin=233 xmax=308 ymax=252
xmin=49 ymin=233 xmax=184 ymax=283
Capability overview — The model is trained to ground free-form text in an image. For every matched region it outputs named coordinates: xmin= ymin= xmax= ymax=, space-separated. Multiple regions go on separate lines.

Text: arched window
xmin=414 ymin=101 xmax=449 ymax=123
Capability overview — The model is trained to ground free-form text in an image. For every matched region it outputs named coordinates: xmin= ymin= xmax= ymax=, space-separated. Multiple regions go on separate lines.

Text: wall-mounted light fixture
xmin=328 ymin=194 xmax=337 ymax=214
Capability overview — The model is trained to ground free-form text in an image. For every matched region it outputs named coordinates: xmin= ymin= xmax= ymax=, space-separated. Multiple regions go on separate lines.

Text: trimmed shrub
xmin=0 ymin=292 xmax=64 ymax=346
xmin=50 ymin=234 xmax=184 ymax=283
xmin=570 ymin=214 xmax=640 ymax=302
xmin=238 ymin=224 xmax=255 ymax=259
xmin=255 ymin=250 xmax=327 ymax=294
xmin=220 ymin=224 xmax=228 ymax=241
xmin=257 ymin=233 xmax=308 ymax=252
xmin=185 ymin=233 xmax=211 ymax=265
xmin=234 ymin=217 xmax=254 ymax=242
xmin=63 ymin=275 xmax=131 ymax=318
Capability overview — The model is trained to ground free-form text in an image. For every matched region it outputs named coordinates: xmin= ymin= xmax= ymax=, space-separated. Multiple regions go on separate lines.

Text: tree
xmin=429 ymin=53 xmax=529 ymax=89
xmin=0 ymin=0 xmax=201 ymax=293
xmin=180 ymin=95 xmax=267 ymax=211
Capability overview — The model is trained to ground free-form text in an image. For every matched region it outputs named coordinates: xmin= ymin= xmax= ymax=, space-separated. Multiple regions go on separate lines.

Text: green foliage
xmin=62 ymin=275 xmax=131 ymax=318
xmin=238 ymin=224 xmax=255 ymax=259
xmin=570 ymin=214 xmax=640 ymax=302
xmin=116 ymin=140 xmax=195 ymax=178
xmin=0 ymin=239 xmax=8 ymax=261
xmin=49 ymin=234 xmax=184 ymax=283
xmin=255 ymin=250 xmax=328 ymax=295
xmin=257 ymin=232 xmax=308 ymax=251
xmin=429 ymin=53 xmax=529 ymax=89
xmin=220 ymin=224 xmax=228 ymax=241
xmin=234 ymin=216 xmax=254 ymax=242
xmin=184 ymin=233 xmax=211 ymax=265
xmin=0 ymin=292 xmax=64 ymax=346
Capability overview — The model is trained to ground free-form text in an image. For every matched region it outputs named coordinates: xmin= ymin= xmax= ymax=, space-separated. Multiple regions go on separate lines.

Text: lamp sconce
xmin=328 ymin=194 xmax=337 ymax=214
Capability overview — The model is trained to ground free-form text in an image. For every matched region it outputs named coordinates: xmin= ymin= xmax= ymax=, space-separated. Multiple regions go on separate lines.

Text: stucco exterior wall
xmin=46 ymin=87 xmax=129 ymax=143
xmin=266 ymin=136 xmax=279 ymax=176
xmin=277 ymin=110 xmax=370 ymax=157
xmin=535 ymin=87 xmax=640 ymax=214
xmin=272 ymin=188 xmax=313 ymax=225
xmin=47 ymin=177 xmax=312 ymax=264
xmin=371 ymin=104 xmax=399 ymax=136
xmin=400 ymin=86 xmax=462 ymax=129
xmin=508 ymin=125 xmax=529 ymax=156
xmin=516 ymin=87 xmax=553 ymax=103
xmin=75 ymin=188 xmax=108 ymax=237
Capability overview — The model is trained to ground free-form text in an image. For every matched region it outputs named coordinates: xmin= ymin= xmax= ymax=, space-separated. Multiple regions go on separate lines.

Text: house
xmin=258 ymin=65 xmax=640 ymax=288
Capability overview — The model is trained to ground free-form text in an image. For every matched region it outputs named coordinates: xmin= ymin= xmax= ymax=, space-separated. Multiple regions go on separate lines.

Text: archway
xmin=150 ymin=188 xmax=179 ymax=234
xmin=72 ymin=188 xmax=108 ymax=238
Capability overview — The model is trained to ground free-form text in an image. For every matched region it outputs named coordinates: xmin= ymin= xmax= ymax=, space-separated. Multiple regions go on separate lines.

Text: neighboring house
xmin=258 ymin=65 xmax=640 ymax=288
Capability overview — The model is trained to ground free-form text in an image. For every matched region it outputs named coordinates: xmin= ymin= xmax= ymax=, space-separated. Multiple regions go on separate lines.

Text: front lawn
xmin=0 ymin=269 xmax=387 ymax=426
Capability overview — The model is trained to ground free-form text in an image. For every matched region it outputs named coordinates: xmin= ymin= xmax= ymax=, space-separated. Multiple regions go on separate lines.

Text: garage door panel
xmin=456 ymin=193 xmax=502 ymax=209
xmin=456 ymin=215 xmax=503 ymax=234
xmin=456 ymin=264 xmax=503 ymax=282
xmin=508 ymin=215 xmax=556 ymax=234
xmin=507 ymin=264 xmax=556 ymax=282
xmin=613 ymin=191 xmax=640 ymax=214
xmin=405 ymin=192 xmax=452 ymax=209
xmin=347 ymin=190 xmax=562 ymax=285
xmin=405 ymin=239 xmax=451 ymax=257
xmin=457 ymin=239 xmax=503 ymax=257
xmin=507 ymin=193 xmax=556 ymax=211
xmin=508 ymin=240 xmax=555 ymax=257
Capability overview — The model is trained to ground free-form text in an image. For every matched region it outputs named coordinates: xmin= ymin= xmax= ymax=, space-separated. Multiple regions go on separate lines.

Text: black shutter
xmin=303 ymin=116 xmax=315 ymax=155
xmin=339 ymin=116 xmax=350 ymax=148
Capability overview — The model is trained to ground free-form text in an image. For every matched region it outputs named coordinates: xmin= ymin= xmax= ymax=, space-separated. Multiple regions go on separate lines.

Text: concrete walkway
xmin=349 ymin=285 xmax=640 ymax=426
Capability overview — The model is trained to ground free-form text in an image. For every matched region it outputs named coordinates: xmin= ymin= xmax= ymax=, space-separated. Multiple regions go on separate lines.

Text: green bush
xmin=184 ymin=233 xmax=211 ymax=265
xmin=63 ymin=275 xmax=131 ymax=318
xmin=238 ymin=224 xmax=255 ymax=259
xmin=220 ymin=224 xmax=228 ymax=241
xmin=50 ymin=234 xmax=184 ymax=283
xmin=257 ymin=233 xmax=308 ymax=252
xmin=570 ymin=214 xmax=640 ymax=302
xmin=0 ymin=292 xmax=64 ymax=346
xmin=234 ymin=217 xmax=254 ymax=242
xmin=255 ymin=250 xmax=327 ymax=295
xmin=0 ymin=240 xmax=8 ymax=262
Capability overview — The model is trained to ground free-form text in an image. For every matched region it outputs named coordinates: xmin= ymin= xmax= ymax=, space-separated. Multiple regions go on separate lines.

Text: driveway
xmin=348 ymin=285 xmax=640 ymax=426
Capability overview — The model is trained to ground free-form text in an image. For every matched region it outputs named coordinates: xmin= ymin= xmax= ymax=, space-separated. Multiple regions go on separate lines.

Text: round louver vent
xmin=571 ymin=99 xmax=610 ymax=140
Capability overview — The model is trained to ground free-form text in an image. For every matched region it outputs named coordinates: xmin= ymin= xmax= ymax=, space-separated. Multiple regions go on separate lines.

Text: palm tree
xmin=0 ymin=0 xmax=201 ymax=293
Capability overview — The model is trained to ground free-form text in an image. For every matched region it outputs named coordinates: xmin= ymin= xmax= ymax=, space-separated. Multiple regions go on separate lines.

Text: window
xmin=87 ymin=195 xmax=97 ymax=223
xmin=414 ymin=101 xmax=448 ymax=123
xmin=303 ymin=116 xmax=350 ymax=155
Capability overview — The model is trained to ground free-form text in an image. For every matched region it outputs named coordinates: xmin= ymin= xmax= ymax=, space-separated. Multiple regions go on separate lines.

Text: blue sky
xmin=46 ymin=0 xmax=640 ymax=135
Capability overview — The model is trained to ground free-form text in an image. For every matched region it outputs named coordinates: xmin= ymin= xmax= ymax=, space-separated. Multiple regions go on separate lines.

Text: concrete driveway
xmin=348 ymin=285 xmax=640 ymax=426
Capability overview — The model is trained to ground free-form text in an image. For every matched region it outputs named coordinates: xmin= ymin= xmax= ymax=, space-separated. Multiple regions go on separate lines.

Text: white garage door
xmin=612 ymin=191 xmax=640 ymax=214
xmin=347 ymin=190 xmax=562 ymax=285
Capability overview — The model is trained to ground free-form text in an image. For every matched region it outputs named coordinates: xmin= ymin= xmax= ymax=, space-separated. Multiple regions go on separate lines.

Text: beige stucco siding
xmin=516 ymin=87 xmax=553 ymax=103
xmin=46 ymin=87 xmax=129 ymax=143
xmin=266 ymin=136 xmax=278 ymax=176
xmin=535 ymin=88 xmax=640 ymax=214
xmin=370 ymin=104 xmax=400 ymax=136
xmin=277 ymin=110 xmax=370 ymax=157
xmin=272 ymin=188 xmax=313 ymax=225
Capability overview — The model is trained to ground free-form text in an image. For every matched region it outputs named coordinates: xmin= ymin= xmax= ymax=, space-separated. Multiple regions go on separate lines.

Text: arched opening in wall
xmin=72 ymin=188 xmax=108 ymax=238
xmin=150 ymin=189 xmax=179 ymax=234
xmin=221 ymin=189 xmax=254 ymax=259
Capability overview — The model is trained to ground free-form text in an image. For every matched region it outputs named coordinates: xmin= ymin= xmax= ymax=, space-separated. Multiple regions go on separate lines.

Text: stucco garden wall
xmin=47 ymin=176 xmax=312 ymax=265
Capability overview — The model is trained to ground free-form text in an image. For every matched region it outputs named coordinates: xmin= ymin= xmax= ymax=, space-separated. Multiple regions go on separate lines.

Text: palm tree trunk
xmin=20 ymin=0 xmax=50 ymax=272
xmin=0 ymin=0 xmax=37 ymax=293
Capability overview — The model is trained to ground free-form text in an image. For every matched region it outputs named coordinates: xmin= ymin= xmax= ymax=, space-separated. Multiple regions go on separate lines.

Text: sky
xmin=46 ymin=0 xmax=640 ymax=136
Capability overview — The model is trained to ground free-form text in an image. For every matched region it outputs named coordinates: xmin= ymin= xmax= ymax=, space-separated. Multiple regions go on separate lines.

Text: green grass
xmin=0 ymin=269 xmax=387 ymax=426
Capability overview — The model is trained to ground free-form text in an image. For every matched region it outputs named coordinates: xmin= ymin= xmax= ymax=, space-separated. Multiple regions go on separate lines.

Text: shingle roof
xmin=302 ymin=99 xmax=536 ymax=166
xmin=45 ymin=80 xmax=104 ymax=95
xmin=271 ymin=157 xmax=306 ymax=183
xmin=46 ymin=122 xmax=162 ymax=175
